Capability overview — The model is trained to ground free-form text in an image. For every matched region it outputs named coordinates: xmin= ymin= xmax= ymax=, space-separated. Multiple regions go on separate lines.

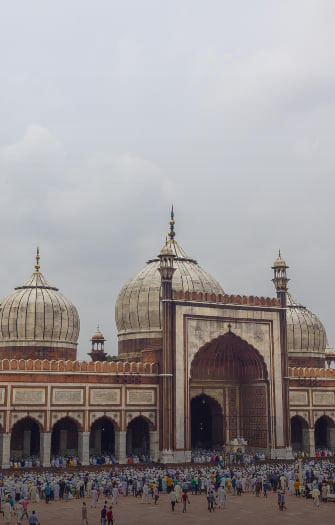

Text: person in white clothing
xmin=112 ymin=486 xmax=119 ymax=504
xmin=218 ymin=485 xmax=226 ymax=508
xmin=141 ymin=484 xmax=150 ymax=504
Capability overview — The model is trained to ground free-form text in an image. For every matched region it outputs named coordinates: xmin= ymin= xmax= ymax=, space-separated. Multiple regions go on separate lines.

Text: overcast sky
xmin=1 ymin=0 xmax=335 ymax=358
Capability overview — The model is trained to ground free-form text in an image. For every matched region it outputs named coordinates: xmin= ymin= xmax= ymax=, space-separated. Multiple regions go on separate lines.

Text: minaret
xmin=272 ymin=250 xmax=290 ymax=450
xmin=272 ymin=249 xmax=289 ymax=308
xmin=88 ymin=326 xmax=108 ymax=362
xmin=158 ymin=207 xmax=176 ymax=463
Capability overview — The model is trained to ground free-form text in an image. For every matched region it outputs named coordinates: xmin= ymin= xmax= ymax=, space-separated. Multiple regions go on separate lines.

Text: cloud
xmin=0 ymin=126 xmax=175 ymax=357
xmin=0 ymin=0 xmax=335 ymax=354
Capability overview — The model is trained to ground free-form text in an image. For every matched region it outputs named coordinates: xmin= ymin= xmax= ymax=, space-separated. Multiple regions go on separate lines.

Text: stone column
xmin=0 ymin=433 xmax=11 ymax=469
xmin=23 ymin=430 xmax=31 ymax=457
xmin=40 ymin=433 xmax=51 ymax=467
xmin=94 ymin=429 xmax=101 ymax=455
xmin=60 ymin=429 xmax=67 ymax=456
xmin=149 ymin=430 xmax=159 ymax=462
xmin=329 ymin=427 xmax=335 ymax=451
xmin=115 ymin=431 xmax=126 ymax=464
xmin=302 ymin=428 xmax=315 ymax=457
xmin=78 ymin=432 xmax=90 ymax=466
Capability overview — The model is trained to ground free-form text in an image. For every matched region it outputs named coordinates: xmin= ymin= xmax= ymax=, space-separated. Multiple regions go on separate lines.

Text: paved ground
xmin=16 ymin=491 xmax=335 ymax=525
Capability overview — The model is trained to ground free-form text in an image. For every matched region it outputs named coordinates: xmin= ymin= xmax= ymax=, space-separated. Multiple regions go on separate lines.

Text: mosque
xmin=0 ymin=209 xmax=334 ymax=468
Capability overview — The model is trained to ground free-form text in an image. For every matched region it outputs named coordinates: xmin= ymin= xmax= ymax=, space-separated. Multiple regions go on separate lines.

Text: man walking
xmin=28 ymin=511 xmax=40 ymax=525
xmin=169 ymin=488 xmax=177 ymax=511
xmin=44 ymin=484 xmax=51 ymax=504
xmin=181 ymin=491 xmax=190 ymax=513
xmin=100 ymin=505 xmax=107 ymax=525
xmin=107 ymin=506 xmax=113 ymax=525
xmin=81 ymin=502 xmax=88 ymax=525
xmin=20 ymin=498 xmax=29 ymax=521
xmin=207 ymin=490 xmax=215 ymax=512
xmin=312 ymin=486 xmax=320 ymax=507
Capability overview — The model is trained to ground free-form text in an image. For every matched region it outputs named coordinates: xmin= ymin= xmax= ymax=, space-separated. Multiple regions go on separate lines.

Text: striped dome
xmin=115 ymin=238 xmax=224 ymax=340
xmin=286 ymin=292 xmax=327 ymax=357
xmin=0 ymin=262 xmax=80 ymax=356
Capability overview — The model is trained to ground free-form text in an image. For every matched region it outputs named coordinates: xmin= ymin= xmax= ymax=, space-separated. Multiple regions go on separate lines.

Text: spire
xmin=35 ymin=246 xmax=40 ymax=272
xmin=272 ymin=249 xmax=289 ymax=299
xmin=168 ymin=205 xmax=175 ymax=240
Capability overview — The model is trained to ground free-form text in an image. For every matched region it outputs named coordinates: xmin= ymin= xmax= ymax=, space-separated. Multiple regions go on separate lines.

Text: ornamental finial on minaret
xmin=168 ymin=205 xmax=175 ymax=240
xmin=35 ymin=246 xmax=40 ymax=272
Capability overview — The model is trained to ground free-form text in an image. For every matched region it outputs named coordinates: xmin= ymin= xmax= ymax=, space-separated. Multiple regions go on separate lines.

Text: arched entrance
xmin=191 ymin=394 xmax=223 ymax=448
xmin=126 ymin=416 xmax=150 ymax=457
xmin=51 ymin=417 xmax=80 ymax=457
xmin=291 ymin=416 xmax=308 ymax=452
xmin=89 ymin=417 xmax=115 ymax=456
xmin=190 ymin=330 xmax=269 ymax=449
xmin=315 ymin=416 xmax=335 ymax=450
xmin=10 ymin=417 xmax=41 ymax=459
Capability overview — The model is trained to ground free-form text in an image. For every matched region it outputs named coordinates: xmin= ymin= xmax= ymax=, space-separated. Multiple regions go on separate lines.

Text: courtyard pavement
xmin=17 ymin=490 xmax=335 ymax=525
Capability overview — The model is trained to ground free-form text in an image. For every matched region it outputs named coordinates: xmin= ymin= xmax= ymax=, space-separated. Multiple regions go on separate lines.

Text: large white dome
xmin=115 ymin=238 xmax=224 ymax=343
xmin=286 ymin=292 xmax=327 ymax=362
xmin=0 ymin=252 xmax=80 ymax=360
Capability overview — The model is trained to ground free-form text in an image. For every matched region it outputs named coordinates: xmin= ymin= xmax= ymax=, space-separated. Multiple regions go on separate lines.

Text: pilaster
xmin=40 ymin=432 xmax=51 ymax=467
xmin=115 ymin=430 xmax=126 ymax=464
xmin=78 ymin=431 xmax=90 ymax=465
xmin=302 ymin=428 xmax=315 ymax=457
xmin=149 ymin=430 xmax=159 ymax=461
xmin=0 ymin=433 xmax=11 ymax=469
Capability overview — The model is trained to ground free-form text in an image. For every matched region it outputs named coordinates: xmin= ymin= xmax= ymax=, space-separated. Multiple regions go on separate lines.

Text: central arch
xmin=191 ymin=394 xmax=223 ymax=448
xmin=190 ymin=330 xmax=269 ymax=450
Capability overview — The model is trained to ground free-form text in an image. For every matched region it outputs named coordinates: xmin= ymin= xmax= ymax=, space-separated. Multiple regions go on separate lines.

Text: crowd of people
xmin=10 ymin=454 xmax=154 ymax=470
xmin=191 ymin=448 xmax=265 ymax=464
xmin=1 ymin=456 xmax=335 ymax=522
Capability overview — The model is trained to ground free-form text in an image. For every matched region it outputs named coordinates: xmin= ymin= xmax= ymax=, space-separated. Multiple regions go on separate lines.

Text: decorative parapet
xmin=173 ymin=290 xmax=280 ymax=307
xmin=0 ymin=359 xmax=159 ymax=374
xmin=288 ymin=367 xmax=335 ymax=378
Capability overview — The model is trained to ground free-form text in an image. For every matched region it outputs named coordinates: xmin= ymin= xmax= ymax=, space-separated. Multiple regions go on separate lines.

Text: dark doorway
xmin=126 ymin=417 xmax=150 ymax=456
xmin=191 ymin=395 xmax=223 ymax=448
xmin=10 ymin=417 xmax=41 ymax=458
xmin=51 ymin=417 xmax=79 ymax=456
xmin=291 ymin=416 xmax=308 ymax=451
xmin=89 ymin=417 xmax=115 ymax=455
xmin=315 ymin=416 xmax=334 ymax=449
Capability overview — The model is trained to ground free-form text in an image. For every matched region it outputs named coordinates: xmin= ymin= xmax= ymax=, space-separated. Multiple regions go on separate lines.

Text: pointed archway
xmin=126 ymin=416 xmax=151 ymax=457
xmin=190 ymin=330 xmax=269 ymax=449
xmin=10 ymin=417 xmax=41 ymax=459
xmin=291 ymin=415 xmax=308 ymax=452
xmin=89 ymin=417 xmax=115 ymax=456
xmin=51 ymin=417 xmax=80 ymax=457
xmin=315 ymin=416 xmax=335 ymax=450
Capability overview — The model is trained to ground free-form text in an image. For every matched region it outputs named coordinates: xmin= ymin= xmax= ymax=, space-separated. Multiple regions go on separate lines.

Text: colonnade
xmin=290 ymin=415 xmax=335 ymax=456
xmin=0 ymin=430 xmax=159 ymax=469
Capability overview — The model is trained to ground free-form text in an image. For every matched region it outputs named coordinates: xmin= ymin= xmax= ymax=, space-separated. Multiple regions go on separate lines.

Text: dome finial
xmin=35 ymin=246 xmax=40 ymax=272
xmin=168 ymin=205 xmax=175 ymax=240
